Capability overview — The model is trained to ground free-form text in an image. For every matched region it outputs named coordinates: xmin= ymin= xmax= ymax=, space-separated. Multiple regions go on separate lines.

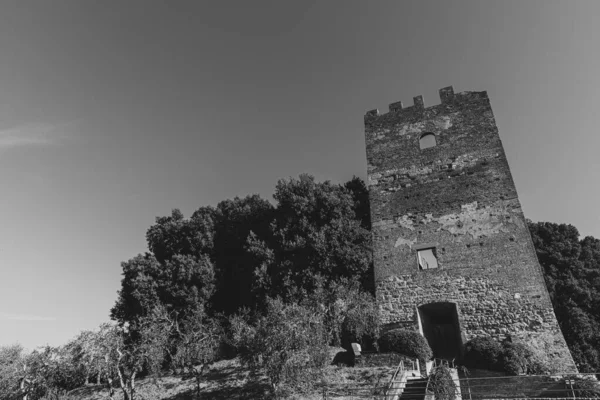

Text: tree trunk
xmin=194 ymin=364 xmax=206 ymax=397
xmin=20 ymin=378 xmax=28 ymax=400
xmin=97 ymin=363 xmax=102 ymax=385
xmin=107 ymin=374 xmax=116 ymax=400
xmin=117 ymin=366 xmax=130 ymax=400
xmin=129 ymin=371 xmax=137 ymax=400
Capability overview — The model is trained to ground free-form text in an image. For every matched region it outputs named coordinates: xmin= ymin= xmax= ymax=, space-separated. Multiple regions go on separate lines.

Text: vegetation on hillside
xmin=0 ymin=175 xmax=377 ymax=399
xmin=528 ymin=221 xmax=600 ymax=372
xmin=1 ymin=175 xmax=600 ymax=399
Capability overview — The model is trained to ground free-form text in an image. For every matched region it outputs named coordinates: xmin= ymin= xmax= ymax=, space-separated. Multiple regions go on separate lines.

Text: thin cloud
xmin=0 ymin=312 xmax=56 ymax=321
xmin=0 ymin=121 xmax=77 ymax=149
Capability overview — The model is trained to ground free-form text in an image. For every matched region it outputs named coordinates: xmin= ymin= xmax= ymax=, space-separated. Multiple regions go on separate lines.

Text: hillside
xmin=68 ymin=358 xmax=269 ymax=400
xmin=67 ymin=353 xmax=395 ymax=400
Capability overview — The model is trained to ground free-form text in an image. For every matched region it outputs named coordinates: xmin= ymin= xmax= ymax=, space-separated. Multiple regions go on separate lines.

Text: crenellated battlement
xmin=364 ymin=86 xmax=489 ymax=122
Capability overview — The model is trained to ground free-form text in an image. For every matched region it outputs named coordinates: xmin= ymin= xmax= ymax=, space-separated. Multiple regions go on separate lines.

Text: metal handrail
xmin=424 ymin=373 xmax=434 ymax=399
xmin=320 ymin=371 xmax=600 ymax=399
xmin=384 ymin=359 xmax=405 ymax=397
xmin=438 ymin=372 xmax=600 ymax=400
xmin=431 ymin=357 xmax=456 ymax=369
xmin=450 ymin=372 xmax=600 ymax=381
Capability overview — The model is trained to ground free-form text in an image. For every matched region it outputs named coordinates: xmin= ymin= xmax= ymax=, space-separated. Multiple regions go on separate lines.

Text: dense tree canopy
xmin=211 ymin=194 xmax=275 ymax=314
xmin=111 ymin=253 xmax=215 ymax=325
xmin=112 ymin=174 xmax=372 ymax=325
xmin=528 ymin=221 xmax=600 ymax=372
xmin=146 ymin=207 xmax=216 ymax=264
xmin=248 ymin=174 xmax=372 ymax=303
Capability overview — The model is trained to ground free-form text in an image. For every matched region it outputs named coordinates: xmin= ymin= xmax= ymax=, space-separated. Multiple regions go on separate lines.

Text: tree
xmin=0 ymin=344 xmax=82 ymax=400
xmin=0 ymin=344 xmax=25 ymax=399
xmin=111 ymin=253 xmax=163 ymax=324
xmin=66 ymin=330 xmax=104 ymax=386
xmin=230 ymin=297 xmax=330 ymax=398
xmin=301 ymin=279 xmax=380 ymax=349
xmin=171 ymin=308 xmax=222 ymax=397
xmin=146 ymin=207 xmax=216 ymax=264
xmin=133 ymin=197 xmax=275 ymax=316
xmin=111 ymin=253 xmax=215 ymax=327
xmin=528 ymin=221 xmax=600 ymax=372
xmin=344 ymin=175 xmax=371 ymax=231
xmin=114 ymin=175 xmax=372 ymax=320
xmin=95 ymin=311 xmax=172 ymax=400
xmin=249 ymin=174 xmax=372 ymax=303
xmin=25 ymin=345 xmax=84 ymax=399
xmin=211 ymin=194 xmax=275 ymax=314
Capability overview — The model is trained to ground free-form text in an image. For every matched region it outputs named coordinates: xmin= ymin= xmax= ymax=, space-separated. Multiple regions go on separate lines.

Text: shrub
xmin=463 ymin=337 xmax=503 ymax=371
xmin=429 ymin=365 xmax=456 ymax=400
xmin=331 ymin=350 xmax=355 ymax=367
xmin=502 ymin=342 xmax=535 ymax=375
xmin=339 ymin=289 xmax=381 ymax=351
xmin=528 ymin=359 xmax=551 ymax=375
xmin=300 ymin=279 xmax=380 ymax=351
xmin=229 ymin=298 xmax=331 ymax=397
xmin=378 ymin=330 xmax=432 ymax=361
xmin=463 ymin=336 xmax=551 ymax=375
xmin=570 ymin=375 xmax=600 ymax=398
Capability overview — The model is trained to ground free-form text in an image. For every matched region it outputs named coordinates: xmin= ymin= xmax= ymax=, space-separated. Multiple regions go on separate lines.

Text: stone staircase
xmin=398 ymin=378 xmax=428 ymax=400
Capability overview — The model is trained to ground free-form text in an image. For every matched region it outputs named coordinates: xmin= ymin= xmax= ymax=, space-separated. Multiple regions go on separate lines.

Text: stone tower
xmin=364 ymin=86 xmax=576 ymax=371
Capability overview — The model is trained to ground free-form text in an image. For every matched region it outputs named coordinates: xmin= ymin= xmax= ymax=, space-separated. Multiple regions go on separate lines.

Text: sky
xmin=1 ymin=0 xmax=600 ymax=350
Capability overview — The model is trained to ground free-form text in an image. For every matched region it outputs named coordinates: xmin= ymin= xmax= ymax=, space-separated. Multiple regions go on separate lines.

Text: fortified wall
xmin=364 ymin=86 xmax=576 ymax=372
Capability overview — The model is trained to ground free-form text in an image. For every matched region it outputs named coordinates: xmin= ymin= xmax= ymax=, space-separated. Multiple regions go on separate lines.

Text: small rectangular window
xmin=417 ymin=248 xmax=438 ymax=270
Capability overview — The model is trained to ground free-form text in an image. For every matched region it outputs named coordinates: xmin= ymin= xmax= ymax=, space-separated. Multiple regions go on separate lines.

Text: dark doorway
xmin=418 ymin=302 xmax=462 ymax=361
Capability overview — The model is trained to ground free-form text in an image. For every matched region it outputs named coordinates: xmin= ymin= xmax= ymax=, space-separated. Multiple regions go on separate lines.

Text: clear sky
xmin=1 ymin=0 xmax=599 ymax=350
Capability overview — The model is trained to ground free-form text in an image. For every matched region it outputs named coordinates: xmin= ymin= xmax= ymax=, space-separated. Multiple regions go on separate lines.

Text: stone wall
xmin=364 ymin=87 xmax=576 ymax=372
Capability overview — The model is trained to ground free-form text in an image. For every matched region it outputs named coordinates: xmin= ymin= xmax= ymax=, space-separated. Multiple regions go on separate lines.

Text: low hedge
xmin=378 ymin=329 xmax=433 ymax=361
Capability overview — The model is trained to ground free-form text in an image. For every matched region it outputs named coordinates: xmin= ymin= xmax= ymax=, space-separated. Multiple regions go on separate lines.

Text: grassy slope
xmin=67 ymin=349 xmax=396 ymax=400
xmin=68 ymin=358 xmax=270 ymax=400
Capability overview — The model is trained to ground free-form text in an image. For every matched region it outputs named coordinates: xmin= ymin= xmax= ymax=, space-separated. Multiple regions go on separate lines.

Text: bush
xmin=378 ymin=330 xmax=432 ymax=361
xmin=339 ymin=289 xmax=381 ymax=351
xmin=463 ymin=337 xmax=550 ymax=375
xmin=502 ymin=342 xmax=534 ymax=375
xmin=571 ymin=376 xmax=600 ymax=398
xmin=300 ymin=279 xmax=380 ymax=351
xmin=429 ymin=365 xmax=456 ymax=400
xmin=331 ymin=350 xmax=355 ymax=367
xmin=229 ymin=298 xmax=330 ymax=397
xmin=463 ymin=337 xmax=503 ymax=371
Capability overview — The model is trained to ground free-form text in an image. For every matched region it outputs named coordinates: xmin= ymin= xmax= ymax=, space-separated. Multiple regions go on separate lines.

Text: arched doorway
xmin=418 ymin=302 xmax=463 ymax=361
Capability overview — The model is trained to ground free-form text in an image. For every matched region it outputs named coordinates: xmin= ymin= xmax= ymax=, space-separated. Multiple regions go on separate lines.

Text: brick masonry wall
xmin=364 ymin=87 xmax=576 ymax=372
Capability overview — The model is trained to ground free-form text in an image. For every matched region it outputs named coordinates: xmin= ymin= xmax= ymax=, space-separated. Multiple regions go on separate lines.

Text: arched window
xmin=419 ymin=133 xmax=436 ymax=150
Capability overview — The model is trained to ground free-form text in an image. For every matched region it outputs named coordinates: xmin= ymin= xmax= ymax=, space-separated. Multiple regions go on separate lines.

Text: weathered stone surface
xmin=363 ymin=87 xmax=576 ymax=373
